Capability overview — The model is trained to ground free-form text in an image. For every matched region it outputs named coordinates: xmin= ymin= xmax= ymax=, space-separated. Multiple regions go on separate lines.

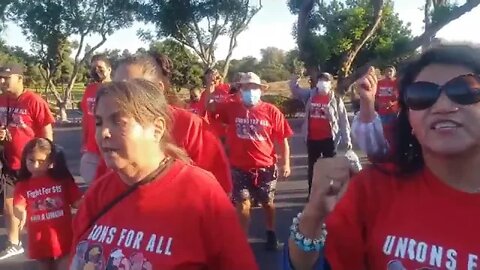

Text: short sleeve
xmin=29 ymin=93 xmax=55 ymax=132
xmin=271 ymin=107 xmax=294 ymax=142
xmin=178 ymin=111 xmax=232 ymax=194
xmin=13 ymin=182 xmax=27 ymax=208
xmin=66 ymin=180 xmax=83 ymax=206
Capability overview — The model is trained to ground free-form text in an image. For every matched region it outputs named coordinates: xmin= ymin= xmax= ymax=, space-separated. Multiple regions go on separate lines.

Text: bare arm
xmin=40 ymin=124 xmax=53 ymax=141
xmin=276 ymin=138 xmax=291 ymax=178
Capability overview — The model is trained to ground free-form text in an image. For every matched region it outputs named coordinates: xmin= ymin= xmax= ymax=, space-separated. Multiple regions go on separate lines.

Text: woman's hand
xmin=305 ymin=156 xmax=352 ymax=217
xmin=356 ymin=67 xmax=378 ymax=123
xmin=288 ymin=157 xmax=353 ymax=270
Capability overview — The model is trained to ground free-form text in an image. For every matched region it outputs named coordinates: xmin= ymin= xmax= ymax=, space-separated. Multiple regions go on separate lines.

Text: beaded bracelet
xmin=289 ymin=212 xmax=327 ymax=252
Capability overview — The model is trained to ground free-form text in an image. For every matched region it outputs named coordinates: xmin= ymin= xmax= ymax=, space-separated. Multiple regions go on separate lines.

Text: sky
xmin=2 ymin=0 xmax=480 ymax=60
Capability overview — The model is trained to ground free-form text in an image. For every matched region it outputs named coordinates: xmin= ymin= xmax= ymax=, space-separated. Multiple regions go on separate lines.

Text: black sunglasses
xmin=404 ymin=74 xmax=480 ymax=111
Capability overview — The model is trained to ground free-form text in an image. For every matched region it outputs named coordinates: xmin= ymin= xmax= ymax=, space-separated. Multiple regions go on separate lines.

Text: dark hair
xmin=117 ymin=54 xmax=185 ymax=108
xmin=202 ymin=68 xmax=223 ymax=87
xmin=392 ymin=44 xmax=480 ymax=175
xmin=229 ymin=72 xmax=245 ymax=94
xmin=18 ymin=138 xmax=75 ymax=182
xmin=91 ymin=54 xmax=112 ymax=68
xmin=385 ymin=65 xmax=395 ymax=71
xmin=95 ymin=79 xmax=190 ymax=162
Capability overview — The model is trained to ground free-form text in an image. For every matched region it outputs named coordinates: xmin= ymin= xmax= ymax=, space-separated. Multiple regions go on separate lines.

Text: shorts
xmin=1 ymin=165 xmax=19 ymax=199
xmin=231 ymin=166 xmax=278 ymax=204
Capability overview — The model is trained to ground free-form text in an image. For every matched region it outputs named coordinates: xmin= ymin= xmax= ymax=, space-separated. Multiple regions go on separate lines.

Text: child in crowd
xmin=13 ymin=138 xmax=82 ymax=270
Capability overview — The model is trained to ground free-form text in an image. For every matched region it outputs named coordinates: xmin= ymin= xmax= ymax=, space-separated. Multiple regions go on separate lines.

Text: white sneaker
xmin=0 ymin=241 xmax=24 ymax=260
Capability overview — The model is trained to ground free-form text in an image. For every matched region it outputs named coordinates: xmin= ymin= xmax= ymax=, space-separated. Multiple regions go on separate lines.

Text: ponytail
xmin=149 ymin=51 xmax=186 ymax=108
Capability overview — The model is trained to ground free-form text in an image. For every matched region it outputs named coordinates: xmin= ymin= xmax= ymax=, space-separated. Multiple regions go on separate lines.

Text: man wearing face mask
xmin=79 ymin=55 xmax=112 ymax=185
xmin=289 ymin=72 xmax=352 ymax=197
xmin=206 ymin=72 xmax=293 ymax=251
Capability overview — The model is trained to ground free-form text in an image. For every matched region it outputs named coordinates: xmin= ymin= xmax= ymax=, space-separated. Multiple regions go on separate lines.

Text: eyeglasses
xmin=404 ymin=74 xmax=480 ymax=110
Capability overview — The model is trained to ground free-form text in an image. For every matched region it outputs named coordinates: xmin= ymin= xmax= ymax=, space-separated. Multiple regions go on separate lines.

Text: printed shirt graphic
xmin=375 ymin=78 xmax=399 ymax=116
xmin=81 ymin=83 xmax=101 ymax=154
xmin=71 ymin=161 xmax=258 ymax=270
xmin=14 ymin=176 xmax=82 ymax=259
xmin=216 ymin=101 xmax=293 ymax=170
xmin=0 ymin=91 xmax=55 ymax=169
xmin=324 ymin=166 xmax=480 ymax=270
xmin=308 ymin=94 xmax=332 ymax=140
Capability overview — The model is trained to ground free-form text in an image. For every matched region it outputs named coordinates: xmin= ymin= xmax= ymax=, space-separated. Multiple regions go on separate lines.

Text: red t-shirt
xmin=200 ymin=84 xmax=231 ymax=137
xmin=80 ymin=83 xmax=101 ymax=154
xmin=308 ymin=94 xmax=332 ymax=140
xmin=325 ymin=166 xmax=480 ymax=270
xmin=94 ymin=106 xmax=232 ymax=194
xmin=14 ymin=176 xmax=82 ymax=259
xmin=375 ymin=78 xmax=399 ymax=116
xmin=71 ymin=161 xmax=258 ymax=270
xmin=217 ymin=101 xmax=293 ymax=170
xmin=0 ymin=91 xmax=55 ymax=170
xmin=187 ymin=100 xmax=206 ymax=118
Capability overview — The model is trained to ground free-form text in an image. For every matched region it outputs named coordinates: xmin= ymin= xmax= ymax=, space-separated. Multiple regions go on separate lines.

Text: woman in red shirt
xmin=95 ymin=53 xmax=232 ymax=194
xmin=70 ymin=80 xmax=257 ymax=270
xmin=286 ymin=44 xmax=480 ymax=269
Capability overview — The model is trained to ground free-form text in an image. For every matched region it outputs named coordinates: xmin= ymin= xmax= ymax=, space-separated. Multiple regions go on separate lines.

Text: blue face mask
xmin=241 ymin=89 xmax=262 ymax=106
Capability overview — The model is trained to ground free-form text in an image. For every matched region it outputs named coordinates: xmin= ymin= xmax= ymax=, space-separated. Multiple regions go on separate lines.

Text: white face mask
xmin=316 ymin=81 xmax=331 ymax=94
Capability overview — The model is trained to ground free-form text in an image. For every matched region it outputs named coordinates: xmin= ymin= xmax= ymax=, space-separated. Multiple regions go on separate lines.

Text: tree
xmin=7 ymin=0 xmax=138 ymax=121
xmin=9 ymin=0 xmax=71 ymax=116
xmin=259 ymin=47 xmax=286 ymax=67
xmin=149 ymin=40 xmax=203 ymax=91
xmin=289 ymin=0 xmax=480 ymax=94
xmin=223 ymin=56 xmax=259 ymax=81
xmin=138 ymin=0 xmax=263 ymax=78
xmin=256 ymin=47 xmax=291 ymax=82
xmin=285 ymin=49 xmax=304 ymax=74
xmin=96 ymin=48 xmax=135 ymax=69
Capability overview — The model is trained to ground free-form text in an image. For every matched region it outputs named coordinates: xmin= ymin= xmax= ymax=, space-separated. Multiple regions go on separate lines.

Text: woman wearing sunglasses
xmin=284 ymin=44 xmax=480 ymax=269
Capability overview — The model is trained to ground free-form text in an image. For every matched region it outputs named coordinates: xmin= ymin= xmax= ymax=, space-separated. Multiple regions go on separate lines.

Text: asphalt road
xmin=0 ymin=119 xmax=367 ymax=270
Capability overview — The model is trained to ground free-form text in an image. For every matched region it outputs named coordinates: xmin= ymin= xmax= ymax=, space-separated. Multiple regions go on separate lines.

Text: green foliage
xmin=137 ymin=0 xmax=261 ymax=75
xmin=149 ymin=39 xmax=203 ymax=91
xmin=430 ymin=1 xmax=457 ymax=25
xmin=288 ymin=0 xmax=413 ymax=73
xmin=224 ymin=48 xmax=304 ymax=83
xmin=5 ymin=0 xmax=138 ymax=116
xmin=261 ymin=95 xmax=305 ymax=118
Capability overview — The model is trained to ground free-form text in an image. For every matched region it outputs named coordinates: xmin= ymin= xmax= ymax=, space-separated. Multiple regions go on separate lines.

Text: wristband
xmin=289 ymin=212 xmax=327 ymax=252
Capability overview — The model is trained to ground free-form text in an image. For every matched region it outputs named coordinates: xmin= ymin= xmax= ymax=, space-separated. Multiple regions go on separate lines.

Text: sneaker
xmin=0 ymin=241 xmax=24 ymax=260
xmin=250 ymin=199 xmax=262 ymax=209
xmin=265 ymin=230 xmax=279 ymax=251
